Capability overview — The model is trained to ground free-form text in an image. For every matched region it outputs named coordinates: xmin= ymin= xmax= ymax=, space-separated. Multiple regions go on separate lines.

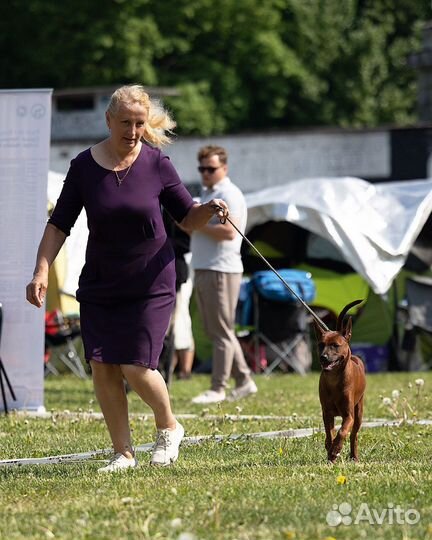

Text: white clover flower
xmin=415 ymin=378 xmax=425 ymax=387
xmin=178 ymin=533 xmax=197 ymax=540
xmin=382 ymin=397 xmax=392 ymax=406
xmin=170 ymin=518 xmax=182 ymax=529
xmin=392 ymin=390 xmax=400 ymax=400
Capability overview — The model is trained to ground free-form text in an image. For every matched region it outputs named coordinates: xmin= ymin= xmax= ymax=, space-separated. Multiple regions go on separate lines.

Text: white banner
xmin=0 ymin=89 xmax=52 ymax=411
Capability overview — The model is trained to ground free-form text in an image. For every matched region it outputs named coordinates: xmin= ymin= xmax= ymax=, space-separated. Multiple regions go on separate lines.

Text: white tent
xmin=245 ymin=177 xmax=432 ymax=294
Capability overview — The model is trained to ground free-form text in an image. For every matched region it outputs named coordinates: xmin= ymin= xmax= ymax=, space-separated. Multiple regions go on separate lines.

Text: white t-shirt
xmin=191 ymin=176 xmax=247 ymax=273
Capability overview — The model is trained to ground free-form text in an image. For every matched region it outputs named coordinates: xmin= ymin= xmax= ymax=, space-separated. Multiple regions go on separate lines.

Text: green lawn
xmin=0 ymin=372 xmax=431 ymax=540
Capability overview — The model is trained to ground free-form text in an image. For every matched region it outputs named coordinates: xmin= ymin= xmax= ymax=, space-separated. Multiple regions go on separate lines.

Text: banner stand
xmin=0 ymin=89 xmax=52 ymax=412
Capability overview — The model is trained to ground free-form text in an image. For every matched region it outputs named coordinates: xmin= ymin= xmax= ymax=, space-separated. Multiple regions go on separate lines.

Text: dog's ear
xmin=313 ymin=319 xmax=325 ymax=340
xmin=342 ymin=316 xmax=353 ymax=342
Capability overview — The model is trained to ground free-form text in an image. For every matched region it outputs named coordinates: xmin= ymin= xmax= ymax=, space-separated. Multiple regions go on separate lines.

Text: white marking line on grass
xmin=12 ymin=411 xmax=392 ymax=422
xmin=0 ymin=419 xmax=431 ymax=468
xmin=13 ymin=410 xmax=310 ymax=420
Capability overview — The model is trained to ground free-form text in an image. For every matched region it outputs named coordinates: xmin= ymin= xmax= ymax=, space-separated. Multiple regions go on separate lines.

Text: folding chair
xmin=399 ymin=275 xmax=432 ymax=370
xmin=254 ymin=292 xmax=311 ymax=375
xmin=45 ymin=309 xmax=88 ymax=378
xmin=249 ymin=269 xmax=316 ymax=375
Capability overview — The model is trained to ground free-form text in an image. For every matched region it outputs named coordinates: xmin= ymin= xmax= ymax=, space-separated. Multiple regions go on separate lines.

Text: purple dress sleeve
xmin=48 ymin=159 xmax=84 ymax=236
xmin=159 ymin=154 xmax=195 ymax=222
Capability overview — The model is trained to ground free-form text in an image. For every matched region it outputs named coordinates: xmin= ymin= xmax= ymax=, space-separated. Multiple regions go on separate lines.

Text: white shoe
xmin=191 ymin=390 xmax=226 ymax=404
xmin=97 ymin=453 xmax=137 ymax=473
xmin=228 ymin=379 xmax=258 ymax=401
xmin=150 ymin=421 xmax=184 ymax=466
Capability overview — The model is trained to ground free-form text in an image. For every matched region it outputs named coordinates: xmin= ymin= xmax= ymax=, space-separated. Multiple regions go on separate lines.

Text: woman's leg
xmin=90 ymin=360 xmax=134 ymax=459
xmin=120 ymin=364 xmax=176 ymax=429
xmin=121 ymin=364 xmax=184 ymax=466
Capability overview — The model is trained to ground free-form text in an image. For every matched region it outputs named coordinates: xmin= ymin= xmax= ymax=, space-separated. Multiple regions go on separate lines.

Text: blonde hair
xmin=107 ymin=84 xmax=176 ymax=147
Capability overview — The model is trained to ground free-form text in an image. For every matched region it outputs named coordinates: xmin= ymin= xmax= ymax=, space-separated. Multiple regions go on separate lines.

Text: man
xmin=190 ymin=145 xmax=257 ymax=404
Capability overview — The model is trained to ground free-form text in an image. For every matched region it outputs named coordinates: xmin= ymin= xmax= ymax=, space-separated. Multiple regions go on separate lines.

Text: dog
xmin=314 ymin=300 xmax=366 ymax=463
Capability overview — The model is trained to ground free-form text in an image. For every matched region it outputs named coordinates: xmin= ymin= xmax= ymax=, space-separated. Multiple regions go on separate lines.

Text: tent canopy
xmin=245 ymin=177 xmax=432 ymax=295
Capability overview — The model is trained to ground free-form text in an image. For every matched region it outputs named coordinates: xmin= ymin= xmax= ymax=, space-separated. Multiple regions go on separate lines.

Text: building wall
xmin=50 ymin=128 xmax=393 ymax=193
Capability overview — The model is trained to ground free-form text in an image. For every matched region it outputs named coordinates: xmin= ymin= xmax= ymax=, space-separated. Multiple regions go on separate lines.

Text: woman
xmin=26 ymin=84 xmax=228 ymax=472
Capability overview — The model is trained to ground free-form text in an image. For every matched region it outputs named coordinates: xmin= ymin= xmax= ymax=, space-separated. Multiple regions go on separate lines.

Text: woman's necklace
xmin=114 ymin=164 xmax=132 ymax=187
xmin=109 ymin=142 xmax=141 ymax=187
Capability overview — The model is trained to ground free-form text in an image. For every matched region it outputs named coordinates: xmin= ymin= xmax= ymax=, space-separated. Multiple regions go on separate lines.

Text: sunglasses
xmin=197 ymin=165 xmax=222 ymax=174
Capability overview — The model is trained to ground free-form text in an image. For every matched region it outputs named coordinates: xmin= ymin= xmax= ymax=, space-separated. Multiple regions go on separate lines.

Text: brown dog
xmin=314 ymin=300 xmax=366 ymax=463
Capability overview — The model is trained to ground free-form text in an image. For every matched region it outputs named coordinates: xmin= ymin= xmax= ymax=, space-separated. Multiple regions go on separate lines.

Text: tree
xmin=0 ymin=0 xmax=429 ymax=134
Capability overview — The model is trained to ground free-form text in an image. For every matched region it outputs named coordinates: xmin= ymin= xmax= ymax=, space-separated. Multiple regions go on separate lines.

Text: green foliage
xmin=165 ymin=82 xmax=226 ymax=135
xmin=0 ymin=0 xmax=430 ymax=133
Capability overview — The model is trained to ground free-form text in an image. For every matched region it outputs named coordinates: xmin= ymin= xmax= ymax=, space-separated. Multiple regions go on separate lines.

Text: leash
xmin=212 ymin=205 xmax=330 ymax=331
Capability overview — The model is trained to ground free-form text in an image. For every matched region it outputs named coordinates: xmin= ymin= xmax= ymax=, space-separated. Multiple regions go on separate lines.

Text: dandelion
xmin=283 ymin=530 xmax=296 ymax=539
xmin=382 ymin=397 xmax=392 ymax=406
xmin=391 ymin=390 xmax=400 ymax=400
xmin=415 ymin=378 xmax=425 ymax=388
xmin=278 ymin=447 xmax=283 ymax=456
xmin=336 ymin=474 xmax=347 ymax=485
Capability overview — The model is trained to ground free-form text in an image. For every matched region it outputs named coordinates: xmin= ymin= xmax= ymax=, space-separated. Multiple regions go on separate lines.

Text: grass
xmin=0 ymin=372 xmax=431 ymax=539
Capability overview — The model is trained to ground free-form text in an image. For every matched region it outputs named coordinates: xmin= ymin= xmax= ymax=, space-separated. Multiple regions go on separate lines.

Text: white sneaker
xmin=150 ymin=421 xmax=184 ymax=466
xmin=191 ymin=390 xmax=226 ymax=404
xmin=97 ymin=453 xmax=137 ymax=473
xmin=228 ymin=379 xmax=258 ymax=401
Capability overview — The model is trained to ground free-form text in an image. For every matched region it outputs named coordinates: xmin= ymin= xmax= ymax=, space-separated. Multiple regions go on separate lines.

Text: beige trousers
xmin=194 ymin=270 xmax=251 ymax=391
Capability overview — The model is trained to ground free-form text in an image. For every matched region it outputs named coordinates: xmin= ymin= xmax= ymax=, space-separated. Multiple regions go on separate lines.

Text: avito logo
xmin=326 ymin=502 xmax=420 ymax=527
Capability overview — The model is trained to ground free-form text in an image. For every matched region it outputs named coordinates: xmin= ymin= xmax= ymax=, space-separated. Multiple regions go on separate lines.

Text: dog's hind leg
xmin=350 ymin=398 xmax=363 ymax=462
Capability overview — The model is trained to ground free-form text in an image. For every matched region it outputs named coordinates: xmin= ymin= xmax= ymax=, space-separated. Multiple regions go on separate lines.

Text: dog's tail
xmin=336 ymin=299 xmax=364 ymax=331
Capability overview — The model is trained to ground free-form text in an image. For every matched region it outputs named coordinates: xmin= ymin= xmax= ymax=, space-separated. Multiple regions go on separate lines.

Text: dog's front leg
xmin=323 ymin=413 xmax=336 ymax=456
xmin=329 ymin=413 xmax=354 ymax=463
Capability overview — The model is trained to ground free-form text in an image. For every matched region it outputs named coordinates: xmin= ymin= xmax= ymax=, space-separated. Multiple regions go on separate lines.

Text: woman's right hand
xmin=26 ymin=273 xmax=48 ymax=308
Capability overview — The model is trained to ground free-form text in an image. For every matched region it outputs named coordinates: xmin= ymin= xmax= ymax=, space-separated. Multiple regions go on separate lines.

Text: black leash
xmin=212 ymin=205 xmax=330 ymax=331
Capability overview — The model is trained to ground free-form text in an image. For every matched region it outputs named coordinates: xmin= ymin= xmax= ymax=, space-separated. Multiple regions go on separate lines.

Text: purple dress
xmin=48 ymin=144 xmax=194 ymax=368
